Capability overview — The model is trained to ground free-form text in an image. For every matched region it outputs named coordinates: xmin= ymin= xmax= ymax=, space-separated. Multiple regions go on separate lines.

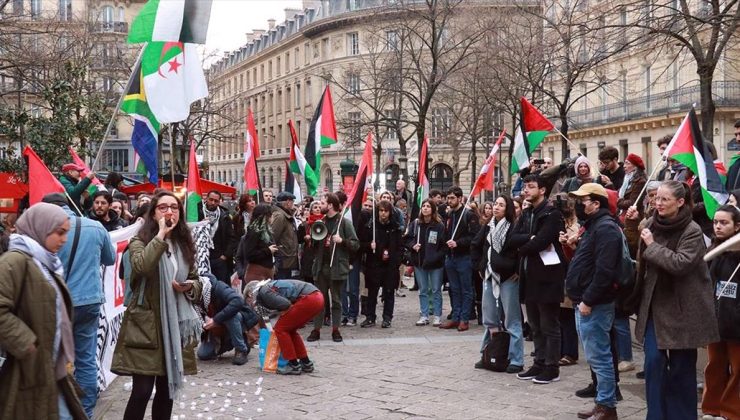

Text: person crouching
xmin=245 ymin=279 xmax=324 ymax=375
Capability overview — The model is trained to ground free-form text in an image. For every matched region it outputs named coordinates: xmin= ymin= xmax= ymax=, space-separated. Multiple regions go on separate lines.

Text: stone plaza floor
xmin=96 ymin=278 xmax=700 ymax=419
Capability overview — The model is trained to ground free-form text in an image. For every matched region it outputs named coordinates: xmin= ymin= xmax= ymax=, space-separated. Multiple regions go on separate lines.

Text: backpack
xmin=482 ymin=331 xmax=510 ymax=372
xmin=616 ymin=231 xmax=636 ymax=289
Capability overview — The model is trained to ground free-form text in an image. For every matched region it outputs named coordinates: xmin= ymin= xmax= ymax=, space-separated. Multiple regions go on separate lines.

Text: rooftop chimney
xmin=267 ymin=19 xmax=276 ymax=30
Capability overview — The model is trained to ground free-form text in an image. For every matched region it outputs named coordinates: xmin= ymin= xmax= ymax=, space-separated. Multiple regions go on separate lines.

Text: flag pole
xmin=450 ymin=192 xmax=473 ymax=240
xmin=92 ymin=45 xmax=146 ymax=171
xmin=329 ymin=202 xmax=349 ymax=267
xmin=169 ymin=124 xmax=178 ymax=192
xmin=630 ymin=157 xmax=667 ymax=210
xmin=64 ymin=191 xmax=84 ymax=216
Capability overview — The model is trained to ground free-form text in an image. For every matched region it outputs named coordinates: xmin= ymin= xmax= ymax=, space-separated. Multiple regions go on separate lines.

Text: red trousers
xmin=273 ymin=291 xmax=324 ymax=361
xmin=702 ymin=340 xmax=740 ymax=420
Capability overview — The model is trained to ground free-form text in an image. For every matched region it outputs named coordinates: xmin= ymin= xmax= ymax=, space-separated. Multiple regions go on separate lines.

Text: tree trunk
xmin=698 ymin=72 xmax=716 ymax=143
xmin=560 ymin=112 xmax=570 ymax=159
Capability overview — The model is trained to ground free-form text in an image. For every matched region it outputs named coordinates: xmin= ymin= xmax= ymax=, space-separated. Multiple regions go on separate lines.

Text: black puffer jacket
xmin=404 ymin=219 xmax=447 ymax=270
xmin=709 ymin=250 xmax=740 ymax=341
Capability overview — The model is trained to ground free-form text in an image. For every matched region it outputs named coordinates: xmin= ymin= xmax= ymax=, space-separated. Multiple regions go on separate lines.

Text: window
xmin=347 ymin=32 xmax=359 ymax=56
xmin=268 ymin=60 xmax=273 ymax=79
xmin=101 ymin=6 xmax=113 ymax=23
xmin=385 ymin=30 xmax=398 ymax=51
xmin=276 ymin=89 xmax=282 ymax=113
xmin=59 ymin=0 xmax=71 ymax=21
xmin=348 ymin=111 xmax=362 ymax=142
xmin=430 ymin=108 xmax=451 ymax=141
xmin=118 ymin=6 xmax=124 ymax=22
xmin=348 ymin=72 xmax=360 ymax=95
xmin=285 ymin=52 xmax=290 ymax=73
xmin=304 ymin=43 xmax=310 ymax=64
xmin=260 ymin=64 xmax=264 ymax=82
xmin=276 ymin=57 xmax=281 ymax=76
xmin=269 ymin=168 xmax=274 ymax=188
xmin=321 ymin=38 xmax=329 ymax=59
xmin=295 ymin=83 xmax=301 ymax=108
xmin=346 ymin=0 xmax=360 ymax=11
xmin=101 ymin=149 xmax=129 ymax=172
xmin=294 ymin=48 xmax=299 ymax=68
xmin=12 ymin=0 xmax=22 ymax=15
xmin=305 ymin=78 xmax=312 ymax=105
xmin=645 ymin=65 xmax=651 ymax=109
xmin=31 ymin=0 xmax=41 ymax=18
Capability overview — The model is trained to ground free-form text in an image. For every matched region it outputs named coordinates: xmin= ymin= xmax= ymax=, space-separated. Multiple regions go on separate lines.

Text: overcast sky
xmin=205 ymin=0 xmax=303 ymax=60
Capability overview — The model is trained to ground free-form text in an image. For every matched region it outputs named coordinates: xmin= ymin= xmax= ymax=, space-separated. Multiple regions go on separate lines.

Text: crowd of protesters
xmin=1 ymin=120 xmax=740 ymax=419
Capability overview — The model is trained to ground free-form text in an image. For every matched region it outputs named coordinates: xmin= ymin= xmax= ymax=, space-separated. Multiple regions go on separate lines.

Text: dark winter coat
xmin=617 ymin=170 xmax=647 ymax=211
xmin=236 ymin=229 xmax=274 ymax=277
xmin=565 ymin=209 xmax=621 ymax=306
xmin=510 ymin=200 xmax=566 ymax=304
xmin=598 ymin=163 xmax=626 ymax=191
xmin=88 ymin=208 xmax=128 ymax=231
xmin=197 ymin=203 xmax=238 ymax=262
xmin=444 ymin=206 xmax=480 ymax=257
xmin=404 ymin=219 xmax=447 ymax=270
xmin=708 ymin=250 xmax=740 ymax=341
xmin=359 ymin=216 xmax=402 ymax=289
xmin=311 ymin=213 xmax=359 ymax=281
xmin=633 ymin=210 xmax=719 ymax=349
xmin=207 ymin=276 xmax=259 ymax=328
xmin=471 ymin=220 xmax=518 ymax=281
xmin=271 ymin=204 xmax=298 ymax=270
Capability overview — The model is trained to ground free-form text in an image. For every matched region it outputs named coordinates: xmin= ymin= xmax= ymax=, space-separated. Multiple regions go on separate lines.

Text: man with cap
xmin=41 ymin=192 xmax=116 ymax=418
xmin=272 ymin=192 xmax=299 ymax=279
xmin=60 ymin=162 xmax=96 ymax=215
xmin=564 ymin=183 xmax=621 ymax=420
xmin=197 ymin=190 xmax=238 ymax=285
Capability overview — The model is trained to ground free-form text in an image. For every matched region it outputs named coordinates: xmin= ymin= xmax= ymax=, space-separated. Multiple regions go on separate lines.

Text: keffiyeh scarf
xmin=485 ymin=218 xmax=510 ymax=301
xmin=203 ymin=206 xmax=221 ymax=239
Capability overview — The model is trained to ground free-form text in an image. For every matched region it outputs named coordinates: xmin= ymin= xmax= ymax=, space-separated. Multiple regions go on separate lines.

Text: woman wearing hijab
xmin=112 ymin=191 xmax=203 ymax=420
xmin=629 ymin=180 xmax=719 ymax=420
xmin=563 ymin=156 xmax=596 ymax=194
xmin=235 ymin=204 xmax=279 ymax=282
xmin=0 ymin=203 xmax=87 ymax=419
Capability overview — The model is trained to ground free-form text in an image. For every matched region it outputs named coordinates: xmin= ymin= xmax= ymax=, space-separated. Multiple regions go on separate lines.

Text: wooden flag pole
xmin=329 ymin=202 xmax=349 ymax=267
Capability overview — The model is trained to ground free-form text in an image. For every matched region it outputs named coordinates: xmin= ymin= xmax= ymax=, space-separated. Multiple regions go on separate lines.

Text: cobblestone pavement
xmin=96 ymin=278 xmax=691 ymax=420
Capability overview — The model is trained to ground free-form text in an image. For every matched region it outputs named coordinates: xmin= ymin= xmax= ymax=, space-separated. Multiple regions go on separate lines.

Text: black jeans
xmin=526 ymin=302 xmax=561 ymax=367
xmin=366 ymin=286 xmax=395 ymax=321
xmin=209 ymin=258 xmax=230 ymax=285
xmin=560 ymin=307 xmax=579 ymax=360
xmin=123 ymin=375 xmax=172 ymax=420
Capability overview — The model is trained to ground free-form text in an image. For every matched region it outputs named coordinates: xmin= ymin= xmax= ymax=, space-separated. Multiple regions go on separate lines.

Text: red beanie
xmin=626 ymin=153 xmax=645 ymax=170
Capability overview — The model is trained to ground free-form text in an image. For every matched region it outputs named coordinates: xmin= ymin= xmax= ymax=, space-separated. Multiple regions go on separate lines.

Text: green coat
xmin=111 ymin=236 xmax=201 ymax=377
xmin=311 ymin=214 xmax=359 ymax=280
xmin=59 ymin=174 xmax=92 ymax=213
xmin=0 ymin=250 xmax=78 ymax=420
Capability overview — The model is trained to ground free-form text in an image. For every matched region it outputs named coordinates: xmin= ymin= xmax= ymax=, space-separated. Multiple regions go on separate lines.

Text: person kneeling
xmin=245 ymin=279 xmax=325 ymax=375
xmin=197 ymin=274 xmax=260 ymax=365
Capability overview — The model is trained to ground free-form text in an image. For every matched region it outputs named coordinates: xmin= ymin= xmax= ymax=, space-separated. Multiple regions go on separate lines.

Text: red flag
xmin=345 ymin=131 xmax=374 ymax=226
xmin=68 ymin=147 xmax=102 ymax=186
xmin=23 ymin=146 xmax=65 ymax=205
xmin=471 ymin=129 xmax=506 ymax=197
xmin=244 ymin=109 xmax=261 ymax=194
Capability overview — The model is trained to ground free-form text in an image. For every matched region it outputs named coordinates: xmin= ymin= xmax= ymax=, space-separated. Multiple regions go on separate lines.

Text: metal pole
xmin=169 ymin=124 xmax=178 ymax=192
xmin=91 ymin=46 xmax=145 ymax=171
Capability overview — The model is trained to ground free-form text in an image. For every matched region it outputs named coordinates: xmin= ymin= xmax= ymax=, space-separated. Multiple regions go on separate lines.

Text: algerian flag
xmin=142 ymin=41 xmax=208 ymax=123
xmin=288 ymin=119 xmax=318 ymax=196
xmin=511 ymin=97 xmax=555 ymax=174
xmin=186 ymin=139 xmax=202 ymax=222
xmin=305 ymin=85 xmax=338 ymax=182
xmin=129 ymin=0 xmax=213 ymax=44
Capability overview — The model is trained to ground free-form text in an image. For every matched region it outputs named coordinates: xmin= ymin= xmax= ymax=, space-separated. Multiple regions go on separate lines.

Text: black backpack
xmin=481 ymin=298 xmax=510 ymax=372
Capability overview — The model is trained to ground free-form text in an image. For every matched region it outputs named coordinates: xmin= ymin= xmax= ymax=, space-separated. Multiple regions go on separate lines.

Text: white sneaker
xmin=432 ymin=316 xmax=442 ymax=326
xmin=415 ymin=316 xmax=429 ymax=326
xmin=618 ymin=361 xmax=635 ymax=372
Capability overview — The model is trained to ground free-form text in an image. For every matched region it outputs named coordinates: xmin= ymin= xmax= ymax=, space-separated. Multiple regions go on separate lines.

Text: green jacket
xmin=59 ymin=174 xmax=92 ymax=214
xmin=271 ymin=204 xmax=298 ymax=270
xmin=111 ymin=236 xmax=202 ymax=377
xmin=0 ymin=250 xmax=80 ymax=420
xmin=311 ymin=213 xmax=359 ymax=280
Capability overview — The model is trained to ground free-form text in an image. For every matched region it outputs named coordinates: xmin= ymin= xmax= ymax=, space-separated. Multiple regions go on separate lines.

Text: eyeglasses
xmin=580 ymin=198 xmax=593 ymax=204
xmin=156 ymin=204 xmax=180 ymax=213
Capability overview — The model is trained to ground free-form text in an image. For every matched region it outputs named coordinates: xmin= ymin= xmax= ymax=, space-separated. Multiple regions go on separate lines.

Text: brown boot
xmin=577 ymin=405 xmax=596 ymax=419
xmin=439 ymin=320 xmax=460 ymax=329
xmin=587 ymin=405 xmax=617 ymax=420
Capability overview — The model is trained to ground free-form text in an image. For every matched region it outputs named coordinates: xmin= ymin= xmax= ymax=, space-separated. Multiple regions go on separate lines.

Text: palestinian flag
xmin=23 ymin=146 xmax=65 ymax=205
xmin=288 ymin=119 xmax=318 ymax=196
xmin=410 ymin=134 xmax=429 ymax=220
xmin=284 ymin=161 xmax=303 ymax=203
xmin=121 ymin=60 xmax=160 ymax=184
xmin=244 ymin=109 xmax=261 ymax=195
xmin=128 ymin=0 xmax=213 ymax=44
xmin=472 ymin=130 xmax=506 ymax=197
xmin=344 ymin=131 xmax=374 ymax=228
xmin=511 ymin=97 xmax=554 ymax=174
xmin=663 ymin=108 xmax=728 ymax=218
xmin=141 ymin=41 xmax=208 ymax=124
xmin=185 ymin=139 xmax=202 ymax=222
xmin=306 ymin=85 xmax=338 ymax=180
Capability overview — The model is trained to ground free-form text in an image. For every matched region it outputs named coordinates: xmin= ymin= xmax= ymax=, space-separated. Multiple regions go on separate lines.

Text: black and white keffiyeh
xmin=485 ymin=217 xmax=510 ymax=300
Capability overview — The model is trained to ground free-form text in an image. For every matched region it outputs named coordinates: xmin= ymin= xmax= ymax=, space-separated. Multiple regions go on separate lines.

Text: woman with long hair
xmin=702 ymin=205 xmax=740 ymax=420
xmin=233 ymin=193 xmax=256 ymax=239
xmin=236 ymin=203 xmax=278 ymax=282
xmin=358 ymin=200 xmax=403 ymax=328
xmin=556 ymin=193 xmax=581 ymax=368
xmin=0 ymin=203 xmax=88 ymax=419
xmin=472 ymin=195 xmax=524 ymax=373
xmin=480 ymin=201 xmax=495 ymax=226
xmin=404 ymin=199 xmax=447 ymax=326
xmin=298 ymin=201 xmax=324 ymax=285
xmin=112 ymin=191 xmax=203 ymax=420
xmin=631 ymin=180 xmax=719 ymax=419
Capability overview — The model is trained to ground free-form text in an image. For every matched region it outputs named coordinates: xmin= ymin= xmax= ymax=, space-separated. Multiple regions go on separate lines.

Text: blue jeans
xmin=73 ymin=303 xmax=101 ymax=419
xmin=341 ymin=261 xmax=361 ymax=319
xmin=613 ymin=315 xmax=633 ymax=362
xmin=445 ymin=255 xmax=473 ymax=322
xmin=415 ymin=267 xmax=443 ymax=317
xmin=644 ymin=317 xmax=697 ymax=420
xmin=480 ymin=278 xmax=524 ymax=367
xmin=197 ymin=312 xmax=248 ymax=360
xmin=575 ymin=302 xmax=617 ymax=408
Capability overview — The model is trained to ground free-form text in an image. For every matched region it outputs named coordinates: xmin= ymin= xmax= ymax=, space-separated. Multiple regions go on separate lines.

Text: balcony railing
xmin=92 ymin=21 xmax=128 ymax=34
xmin=568 ymin=81 xmax=740 ymax=129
